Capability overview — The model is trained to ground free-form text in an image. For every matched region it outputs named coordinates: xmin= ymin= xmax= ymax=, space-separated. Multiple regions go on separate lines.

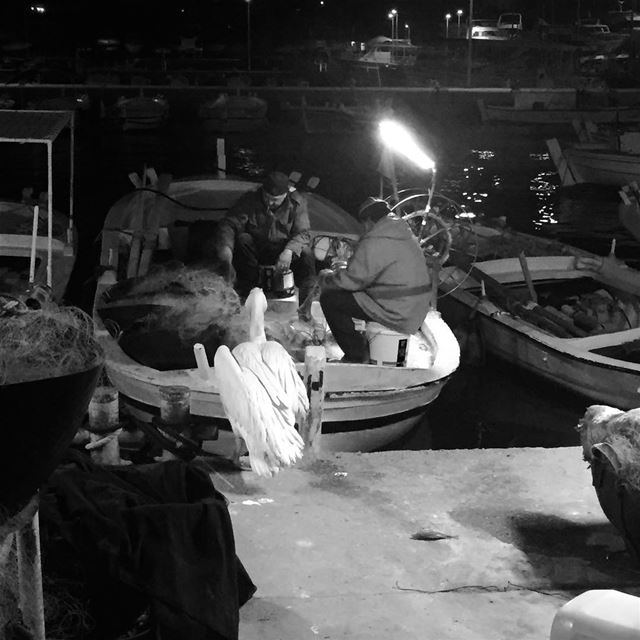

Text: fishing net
xmin=109 ymin=264 xmax=245 ymax=342
xmin=0 ymin=540 xmax=95 ymax=639
xmin=607 ymin=432 xmax=640 ymax=494
xmin=0 ymin=302 xmax=104 ymax=385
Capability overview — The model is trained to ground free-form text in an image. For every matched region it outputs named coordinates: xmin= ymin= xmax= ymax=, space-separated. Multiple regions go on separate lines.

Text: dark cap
xmin=263 ymin=171 xmax=290 ymax=196
xmin=357 ymin=197 xmax=390 ymax=221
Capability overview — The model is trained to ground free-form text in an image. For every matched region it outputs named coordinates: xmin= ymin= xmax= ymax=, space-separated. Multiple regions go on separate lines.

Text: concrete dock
xmin=215 ymin=446 xmax=640 ymax=640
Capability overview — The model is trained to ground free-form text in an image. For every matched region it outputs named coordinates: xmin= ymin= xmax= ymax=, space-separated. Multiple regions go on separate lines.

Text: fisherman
xmin=215 ymin=170 xmax=316 ymax=302
xmin=318 ymin=197 xmax=431 ymax=363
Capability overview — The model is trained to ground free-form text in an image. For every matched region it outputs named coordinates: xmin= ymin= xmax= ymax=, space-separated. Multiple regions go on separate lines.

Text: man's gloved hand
xmin=276 ymin=249 xmax=293 ymax=272
xmin=317 ymin=268 xmax=334 ymax=288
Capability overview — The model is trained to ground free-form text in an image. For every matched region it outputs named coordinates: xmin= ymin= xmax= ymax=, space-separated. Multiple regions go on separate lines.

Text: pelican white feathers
xmin=213 ymin=287 xmax=308 ymax=477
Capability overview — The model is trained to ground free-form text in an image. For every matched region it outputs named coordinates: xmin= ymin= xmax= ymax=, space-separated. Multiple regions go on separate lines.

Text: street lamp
xmin=246 ymin=0 xmax=251 ymax=72
xmin=405 ymin=23 xmax=410 ymax=42
xmin=456 ymin=9 xmax=463 ymax=36
xmin=445 ymin=13 xmax=451 ymax=38
xmin=388 ymin=8 xmax=398 ymax=40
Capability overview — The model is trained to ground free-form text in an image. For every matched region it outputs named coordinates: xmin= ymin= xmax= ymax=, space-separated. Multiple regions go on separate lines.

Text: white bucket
xmin=366 ymin=322 xmax=410 ymax=367
xmin=550 ymin=590 xmax=640 ymax=640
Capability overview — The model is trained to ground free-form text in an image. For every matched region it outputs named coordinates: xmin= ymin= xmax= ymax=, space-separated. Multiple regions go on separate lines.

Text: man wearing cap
xmin=319 ymin=197 xmax=431 ymax=363
xmin=215 ymin=171 xmax=316 ymax=301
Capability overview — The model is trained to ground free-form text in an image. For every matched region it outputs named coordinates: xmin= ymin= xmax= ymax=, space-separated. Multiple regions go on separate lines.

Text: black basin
xmin=591 ymin=442 xmax=640 ymax=563
xmin=0 ymin=361 xmax=103 ymax=518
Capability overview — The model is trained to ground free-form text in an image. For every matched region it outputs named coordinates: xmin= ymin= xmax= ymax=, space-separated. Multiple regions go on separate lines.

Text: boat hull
xmin=439 ymin=254 xmax=640 ymax=410
xmin=563 ymin=148 xmax=640 ymax=186
xmin=116 ymin=388 xmax=439 ymax=453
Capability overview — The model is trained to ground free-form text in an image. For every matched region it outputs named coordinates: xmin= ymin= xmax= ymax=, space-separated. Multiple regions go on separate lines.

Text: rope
xmin=130 ymin=186 xmax=231 ymax=212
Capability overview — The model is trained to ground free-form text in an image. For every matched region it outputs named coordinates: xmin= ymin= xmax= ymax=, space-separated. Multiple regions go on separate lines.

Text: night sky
xmin=0 ymin=0 xmax=634 ymax=54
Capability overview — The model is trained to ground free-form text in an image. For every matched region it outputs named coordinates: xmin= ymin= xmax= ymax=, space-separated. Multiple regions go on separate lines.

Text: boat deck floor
xmin=213 ymin=446 xmax=640 ymax=639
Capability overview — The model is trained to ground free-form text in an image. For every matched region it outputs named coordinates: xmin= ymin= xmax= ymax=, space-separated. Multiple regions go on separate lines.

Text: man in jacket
xmin=319 ymin=197 xmax=432 ymax=363
xmin=216 ymin=171 xmax=316 ymax=301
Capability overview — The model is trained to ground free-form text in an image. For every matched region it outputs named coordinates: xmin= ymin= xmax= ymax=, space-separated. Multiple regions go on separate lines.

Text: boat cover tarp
xmin=0 ymin=109 xmax=72 ymax=143
xmin=40 ymin=455 xmax=256 ymax=640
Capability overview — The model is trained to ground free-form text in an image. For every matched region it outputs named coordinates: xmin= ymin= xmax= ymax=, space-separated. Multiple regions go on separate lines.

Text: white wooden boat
xmin=546 ymin=137 xmax=640 ymax=187
xmin=0 ymin=110 xmax=77 ymax=302
xmin=104 ymin=94 xmax=169 ymax=131
xmin=440 ymin=223 xmax=640 ymax=409
xmin=197 ymin=93 xmax=267 ymax=132
xmin=93 ymin=175 xmax=460 ymax=452
xmin=478 ymin=89 xmax=640 ymax=125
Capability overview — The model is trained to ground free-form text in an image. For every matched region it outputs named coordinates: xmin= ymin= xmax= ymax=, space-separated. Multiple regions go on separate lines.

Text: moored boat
xmin=93 ymin=173 xmax=460 ymax=452
xmin=478 ymin=89 xmax=640 ymax=125
xmin=104 ymin=94 xmax=169 ymax=131
xmin=197 ymin=93 xmax=268 ymax=132
xmin=340 ymin=36 xmax=419 ymax=69
xmin=546 ymin=137 xmax=640 ymax=186
xmin=439 ymin=220 xmax=640 ymax=409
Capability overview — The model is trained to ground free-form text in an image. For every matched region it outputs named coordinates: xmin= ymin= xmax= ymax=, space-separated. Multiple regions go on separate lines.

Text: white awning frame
xmin=0 ymin=109 xmax=75 ymax=287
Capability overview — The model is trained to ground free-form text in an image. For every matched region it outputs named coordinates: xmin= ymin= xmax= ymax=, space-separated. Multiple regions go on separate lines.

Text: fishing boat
xmin=439 ymin=220 xmax=640 ymax=409
xmin=478 ymin=89 xmax=640 ymax=125
xmin=103 ymin=94 xmax=169 ymax=131
xmin=280 ymin=96 xmax=388 ymax=134
xmin=547 ymin=136 xmax=640 ymax=187
xmin=92 ymin=172 xmax=460 ymax=453
xmin=0 ymin=109 xmax=77 ymax=303
xmin=197 ymin=93 xmax=268 ymax=132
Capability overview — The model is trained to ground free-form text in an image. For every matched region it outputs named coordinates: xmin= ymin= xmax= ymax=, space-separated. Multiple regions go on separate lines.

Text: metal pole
xmin=246 ymin=0 xmax=251 ymax=72
xmin=68 ymin=111 xmax=74 ymax=244
xmin=47 ymin=141 xmax=53 ymax=288
xmin=466 ymin=0 xmax=474 ymax=87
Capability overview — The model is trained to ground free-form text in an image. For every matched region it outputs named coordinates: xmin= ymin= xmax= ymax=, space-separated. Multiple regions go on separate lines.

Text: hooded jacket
xmin=322 ymin=214 xmax=431 ymax=334
xmin=216 ymin=187 xmax=311 ymax=256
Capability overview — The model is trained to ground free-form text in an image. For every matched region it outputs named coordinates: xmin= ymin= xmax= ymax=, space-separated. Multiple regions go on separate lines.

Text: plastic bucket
xmin=366 ymin=322 xmax=409 ymax=367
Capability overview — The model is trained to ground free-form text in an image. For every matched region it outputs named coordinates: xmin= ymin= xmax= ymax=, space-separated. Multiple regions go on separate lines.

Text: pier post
xmin=302 ymin=346 xmax=326 ymax=455
xmin=0 ymin=496 xmax=46 ymax=640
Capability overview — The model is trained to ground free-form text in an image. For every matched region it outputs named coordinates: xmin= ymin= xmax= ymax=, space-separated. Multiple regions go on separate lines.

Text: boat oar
xmin=518 ymin=251 xmax=537 ymax=303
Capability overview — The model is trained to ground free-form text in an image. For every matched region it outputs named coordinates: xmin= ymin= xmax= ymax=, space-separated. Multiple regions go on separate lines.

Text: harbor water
xmin=1 ymin=101 xmax=634 ymax=451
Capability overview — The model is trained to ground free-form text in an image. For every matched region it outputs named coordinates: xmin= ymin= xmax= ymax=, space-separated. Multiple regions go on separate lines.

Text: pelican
xmin=213 ymin=288 xmax=308 ymax=477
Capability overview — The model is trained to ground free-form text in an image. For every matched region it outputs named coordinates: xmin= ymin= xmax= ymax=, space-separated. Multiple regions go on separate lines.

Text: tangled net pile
xmin=117 ymin=264 xmax=246 ymax=343
xmin=0 ymin=303 xmax=104 ymax=385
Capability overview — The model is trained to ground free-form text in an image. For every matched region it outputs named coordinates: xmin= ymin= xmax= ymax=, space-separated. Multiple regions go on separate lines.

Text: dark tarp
xmin=39 ymin=455 xmax=255 ymax=639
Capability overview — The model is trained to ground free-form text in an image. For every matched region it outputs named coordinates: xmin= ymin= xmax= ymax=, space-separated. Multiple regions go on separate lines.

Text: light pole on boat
xmin=378 ymin=119 xmax=439 ymax=307
xmin=445 ymin=13 xmax=451 ymax=39
xmin=405 ymin=23 xmax=410 ymax=42
xmin=378 ymin=119 xmax=436 ymax=208
xmin=245 ymin=0 xmax=251 ymax=72
xmin=456 ymin=9 xmax=463 ymax=37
